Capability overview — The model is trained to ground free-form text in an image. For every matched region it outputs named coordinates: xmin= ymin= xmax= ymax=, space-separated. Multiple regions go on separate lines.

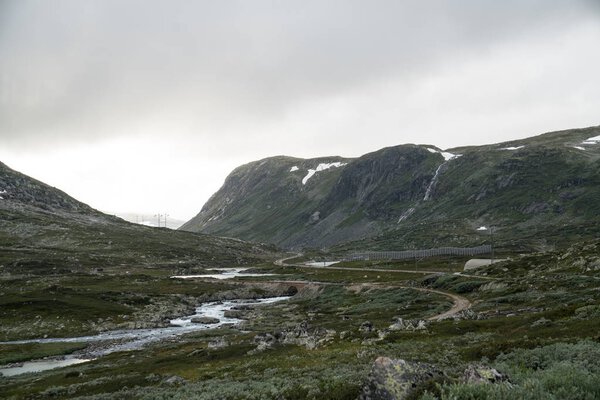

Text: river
xmin=0 ymin=268 xmax=288 ymax=377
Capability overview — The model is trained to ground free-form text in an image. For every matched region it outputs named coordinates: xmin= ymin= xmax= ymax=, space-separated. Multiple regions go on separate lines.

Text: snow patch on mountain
xmin=572 ymin=146 xmax=586 ymax=151
xmin=0 ymin=189 xmax=6 ymax=200
xmin=426 ymin=148 xmax=460 ymax=161
xmin=290 ymin=166 xmax=299 ymax=172
xmin=422 ymin=148 xmax=462 ymax=201
xmin=499 ymin=146 xmax=525 ymax=151
xmin=302 ymin=162 xmax=347 ymax=185
xmin=582 ymin=135 xmax=600 ymax=145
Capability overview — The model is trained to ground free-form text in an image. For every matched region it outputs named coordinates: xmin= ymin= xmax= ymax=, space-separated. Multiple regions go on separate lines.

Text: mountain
xmin=0 ymin=161 xmax=274 ymax=272
xmin=181 ymin=126 xmax=600 ymax=251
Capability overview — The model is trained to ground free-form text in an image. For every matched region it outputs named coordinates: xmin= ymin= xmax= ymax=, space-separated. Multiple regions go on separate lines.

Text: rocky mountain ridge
xmin=181 ymin=126 xmax=600 ymax=250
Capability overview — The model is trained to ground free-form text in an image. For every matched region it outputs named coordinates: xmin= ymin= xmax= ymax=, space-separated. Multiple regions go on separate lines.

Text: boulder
xmin=389 ymin=318 xmax=428 ymax=331
xmin=250 ymin=321 xmax=336 ymax=353
xmin=163 ymin=375 xmax=187 ymax=386
xmin=208 ymin=337 xmax=229 ymax=349
xmin=248 ymin=333 xmax=277 ymax=354
xmin=531 ymin=317 xmax=552 ymax=327
xmin=389 ymin=318 xmax=406 ymax=331
xmin=190 ymin=316 xmax=220 ymax=324
xmin=223 ymin=310 xmax=246 ymax=318
xmin=359 ymin=321 xmax=374 ymax=333
xmin=463 ymin=364 xmax=509 ymax=384
xmin=415 ymin=320 xmax=427 ymax=330
xmin=360 ymin=357 xmax=443 ymax=400
xmin=231 ymin=305 xmax=253 ymax=310
xmin=286 ymin=286 xmax=299 ymax=296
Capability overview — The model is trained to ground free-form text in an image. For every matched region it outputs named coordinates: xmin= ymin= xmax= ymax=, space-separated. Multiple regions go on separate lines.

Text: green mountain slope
xmin=181 ymin=126 xmax=600 ymax=251
xmin=0 ymin=162 xmax=273 ymax=272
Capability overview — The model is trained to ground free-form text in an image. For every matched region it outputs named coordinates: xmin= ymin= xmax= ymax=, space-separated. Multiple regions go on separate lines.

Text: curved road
xmin=273 ymin=254 xmax=472 ymax=321
xmin=275 ymin=254 xmax=441 ymax=275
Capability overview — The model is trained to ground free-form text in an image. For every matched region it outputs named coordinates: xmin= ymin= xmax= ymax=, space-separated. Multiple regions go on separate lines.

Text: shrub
xmin=430 ymin=340 xmax=600 ymax=400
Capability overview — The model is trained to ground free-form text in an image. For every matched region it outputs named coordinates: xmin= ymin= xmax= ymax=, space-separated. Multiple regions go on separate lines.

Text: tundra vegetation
xmin=1 ymin=239 xmax=599 ymax=399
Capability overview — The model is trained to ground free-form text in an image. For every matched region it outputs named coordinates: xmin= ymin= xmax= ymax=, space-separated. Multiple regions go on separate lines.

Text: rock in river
xmin=190 ymin=317 xmax=220 ymax=324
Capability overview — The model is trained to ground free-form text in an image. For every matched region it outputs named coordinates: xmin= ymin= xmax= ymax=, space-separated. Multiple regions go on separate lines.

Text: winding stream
xmin=0 ymin=267 xmax=288 ymax=377
xmin=171 ymin=267 xmax=276 ymax=280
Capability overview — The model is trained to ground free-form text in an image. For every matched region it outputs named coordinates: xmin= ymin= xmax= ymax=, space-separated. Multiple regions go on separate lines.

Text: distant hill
xmin=0 ymin=162 xmax=274 ymax=272
xmin=180 ymin=126 xmax=600 ymax=251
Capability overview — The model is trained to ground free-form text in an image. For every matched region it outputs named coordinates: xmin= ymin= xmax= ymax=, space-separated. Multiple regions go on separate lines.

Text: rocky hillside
xmin=0 ymin=162 xmax=274 ymax=272
xmin=0 ymin=161 xmax=105 ymax=215
xmin=181 ymin=126 xmax=600 ymax=250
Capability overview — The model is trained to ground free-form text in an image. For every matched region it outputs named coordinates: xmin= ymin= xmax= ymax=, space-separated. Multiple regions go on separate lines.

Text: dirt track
xmin=273 ymin=254 xmax=472 ymax=321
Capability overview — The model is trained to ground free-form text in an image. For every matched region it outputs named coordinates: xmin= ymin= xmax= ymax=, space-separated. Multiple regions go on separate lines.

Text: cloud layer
xmin=1 ymin=0 xmax=599 ymax=219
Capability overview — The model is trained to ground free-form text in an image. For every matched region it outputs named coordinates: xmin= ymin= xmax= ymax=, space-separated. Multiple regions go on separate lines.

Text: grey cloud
xmin=0 ymin=0 xmax=598 ymax=147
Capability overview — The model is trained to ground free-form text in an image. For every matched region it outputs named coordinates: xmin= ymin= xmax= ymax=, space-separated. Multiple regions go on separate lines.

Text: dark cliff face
xmin=180 ymin=145 xmax=452 ymax=248
xmin=181 ymin=126 xmax=600 ymax=251
xmin=321 ymin=145 xmax=437 ymax=219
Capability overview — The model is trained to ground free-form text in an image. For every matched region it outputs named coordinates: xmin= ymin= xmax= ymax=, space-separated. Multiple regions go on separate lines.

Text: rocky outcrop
xmin=388 ymin=318 xmax=428 ymax=331
xmin=462 ymin=364 xmax=510 ymax=384
xmin=359 ymin=321 xmax=374 ymax=333
xmin=208 ymin=337 xmax=229 ymax=349
xmin=191 ymin=317 xmax=220 ymax=324
xmin=360 ymin=357 xmax=444 ymax=400
xmin=0 ymin=161 xmax=102 ymax=215
xmin=249 ymin=321 xmax=336 ymax=353
xmin=162 ymin=375 xmax=187 ymax=386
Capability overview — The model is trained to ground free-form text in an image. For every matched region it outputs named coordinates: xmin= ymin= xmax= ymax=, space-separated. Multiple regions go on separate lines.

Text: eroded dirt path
xmin=415 ymin=287 xmax=472 ymax=321
xmin=273 ymin=254 xmax=472 ymax=321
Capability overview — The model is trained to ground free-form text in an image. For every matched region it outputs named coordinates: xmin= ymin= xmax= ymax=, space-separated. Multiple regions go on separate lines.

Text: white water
xmin=423 ymin=163 xmax=446 ymax=201
xmin=0 ymin=296 xmax=289 ymax=377
xmin=171 ymin=268 xmax=275 ymax=280
xmin=0 ymin=358 xmax=92 ymax=377
xmin=397 ymin=207 xmax=415 ymax=223
xmin=423 ymin=148 xmax=461 ymax=201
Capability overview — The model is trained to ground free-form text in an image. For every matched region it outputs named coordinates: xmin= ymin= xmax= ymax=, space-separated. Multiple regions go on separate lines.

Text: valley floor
xmin=1 ymin=241 xmax=599 ymax=399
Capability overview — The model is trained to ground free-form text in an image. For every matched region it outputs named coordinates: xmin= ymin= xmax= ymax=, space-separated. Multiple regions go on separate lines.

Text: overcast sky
xmin=1 ymin=0 xmax=599 ymax=221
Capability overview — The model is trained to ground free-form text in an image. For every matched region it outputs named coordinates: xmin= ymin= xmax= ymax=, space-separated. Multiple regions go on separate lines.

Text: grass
xmin=1 ymin=241 xmax=599 ymax=399
xmin=0 ymin=342 xmax=87 ymax=365
xmin=428 ymin=340 xmax=600 ymax=400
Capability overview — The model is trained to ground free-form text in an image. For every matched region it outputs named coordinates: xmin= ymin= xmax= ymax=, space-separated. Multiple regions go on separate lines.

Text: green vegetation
xmin=1 ymin=240 xmax=599 ymax=399
xmin=2 ymin=149 xmax=600 ymax=399
xmin=429 ymin=341 xmax=600 ymax=400
xmin=0 ymin=342 xmax=87 ymax=365
xmin=0 ymin=270 xmax=235 ymax=340
xmin=182 ymin=126 xmax=600 ymax=252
